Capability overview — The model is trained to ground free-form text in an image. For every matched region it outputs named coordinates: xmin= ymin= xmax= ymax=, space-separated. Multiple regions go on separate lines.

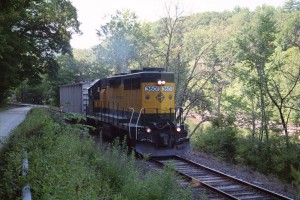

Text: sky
xmin=70 ymin=0 xmax=287 ymax=49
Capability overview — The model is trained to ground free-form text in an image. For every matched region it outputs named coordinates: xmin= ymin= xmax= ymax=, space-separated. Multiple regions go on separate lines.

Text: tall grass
xmin=0 ymin=108 xmax=191 ymax=199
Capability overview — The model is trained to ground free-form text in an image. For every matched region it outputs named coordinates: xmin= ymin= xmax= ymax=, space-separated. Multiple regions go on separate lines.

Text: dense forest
xmin=1 ymin=0 xmax=299 ymax=191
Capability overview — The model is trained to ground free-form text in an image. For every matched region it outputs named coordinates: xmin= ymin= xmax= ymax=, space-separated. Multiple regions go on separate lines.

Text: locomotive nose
xmin=159 ymin=133 xmax=169 ymax=146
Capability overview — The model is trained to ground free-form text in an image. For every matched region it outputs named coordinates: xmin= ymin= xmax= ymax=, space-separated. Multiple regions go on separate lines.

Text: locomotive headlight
xmin=146 ymin=127 xmax=151 ymax=133
xmin=176 ymin=127 xmax=181 ymax=132
xmin=157 ymin=80 xmax=166 ymax=85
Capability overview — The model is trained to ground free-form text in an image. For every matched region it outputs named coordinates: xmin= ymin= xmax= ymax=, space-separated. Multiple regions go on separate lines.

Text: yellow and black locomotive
xmin=88 ymin=68 xmax=190 ymax=156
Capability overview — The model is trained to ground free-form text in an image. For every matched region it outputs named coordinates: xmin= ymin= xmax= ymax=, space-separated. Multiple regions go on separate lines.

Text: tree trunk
xmin=188 ymin=118 xmax=207 ymax=138
xmin=251 ymin=97 xmax=256 ymax=139
xmin=0 ymin=92 xmax=4 ymax=104
xmin=165 ymin=35 xmax=172 ymax=71
xmin=217 ymin=86 xmax=222 ymax=117
xmin=259 ymin=87 xmax=264 ymax=141
xmin=257 ymin=64 xmax=269 ymax=142
xmin=278 ymin=107 xmax=290 ymax=147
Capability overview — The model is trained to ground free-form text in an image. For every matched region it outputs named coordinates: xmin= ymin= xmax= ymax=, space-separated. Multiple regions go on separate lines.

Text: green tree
xmin=47 ymin=52 xmax=111 ymax=105
xmin=265 ymin=47 xmax=300 ymax=147
xmin=0 ymin=0 xmax=80 ymax=103
xmin=236 ymin=6 xmax=277 ymax=141
xmin=161 ymin=2 xmax=184 ymax=71
xmin=277 ymin=8 xmax=300 ymax=50
xmin=96 ymin=10 xmax=146 ymax=73
xmin=284 ymin=0 xmax=300 ymax=12
xmin=178 ymin=11 xmax=238 ymax=135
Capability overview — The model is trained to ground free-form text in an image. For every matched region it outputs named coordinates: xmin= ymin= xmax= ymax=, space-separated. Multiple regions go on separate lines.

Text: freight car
xmin=60 ymin=68 xmax=190 ymax=157
xmin=60 ymin=80 xmax=98 ymax=115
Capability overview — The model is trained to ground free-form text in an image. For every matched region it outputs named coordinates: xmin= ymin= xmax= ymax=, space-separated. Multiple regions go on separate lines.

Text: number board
xmin=144 ymin=86 xmax=160 ymax=92
xmin=162 ymin=86 xmax=173 ymax=92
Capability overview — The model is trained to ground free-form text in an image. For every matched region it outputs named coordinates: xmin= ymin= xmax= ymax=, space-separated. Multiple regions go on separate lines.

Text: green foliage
xmin=193 ymin=115 xmax=237 ymax=163
xmin=235 ymin=135 xmax=300 ymax=182
xmin=237 ymin=6 xmax=276 ymax=66
xmin=15 ymin=50 xmax=112 ymax=105
xmin=0 ymin=108 xmax=191 ymax=199
xmin=278 ymin=6 xmax=300 ymax=49
xmin=56 ymin=51 xmax=111 ymax=83
xmin=63 ymin=112 xmax=87 ymax=124
xmin=96 ymin=10 xmax=148 ymax=73
xmin=211 ymin=113 xmax=236 ymax=129
xmin=0 ymin=0 xmax=80 ymax=103
xmin=284 ymin=0 xmax=300 ymax=12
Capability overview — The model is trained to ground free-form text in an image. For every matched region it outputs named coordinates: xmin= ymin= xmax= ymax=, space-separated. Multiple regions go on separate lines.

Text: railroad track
xmin=150 ymin=156 xmax=293 ymax=200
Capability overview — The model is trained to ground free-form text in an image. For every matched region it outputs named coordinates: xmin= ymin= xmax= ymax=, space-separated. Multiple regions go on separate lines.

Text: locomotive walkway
xmin=0 ymin=106 xmax=32 ymax=148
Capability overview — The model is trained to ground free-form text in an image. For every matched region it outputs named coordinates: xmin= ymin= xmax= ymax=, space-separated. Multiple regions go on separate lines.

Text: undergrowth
xmin=192 ymin=115 xmax=300 ymax=197
xmin=0 ymin=108 xmax=191 ymax=199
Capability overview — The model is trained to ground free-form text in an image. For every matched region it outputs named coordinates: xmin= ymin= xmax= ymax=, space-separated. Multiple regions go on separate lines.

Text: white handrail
xmin=136 ymin=108 xmax=144 ymax=140
xmin=128 ymin=108 xmax=134 ymax=139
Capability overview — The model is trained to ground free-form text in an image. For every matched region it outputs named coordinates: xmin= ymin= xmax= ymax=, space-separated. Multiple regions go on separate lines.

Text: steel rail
xmin=151 ymin=156 xmax=293 ymax=200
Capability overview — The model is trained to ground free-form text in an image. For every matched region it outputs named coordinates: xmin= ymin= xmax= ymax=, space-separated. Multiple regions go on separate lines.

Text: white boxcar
xmin=59 ymin=82 xmax=91 ymax=115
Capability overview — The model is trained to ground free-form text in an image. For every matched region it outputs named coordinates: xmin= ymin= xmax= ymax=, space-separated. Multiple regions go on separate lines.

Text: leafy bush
xmin=192 ymin=115 xmax=238 ymax=163
xmin=235 ymin=136 xmax=300 ymax=182
xmin=0 ymin=108 xmax=191 ymax=199
xmin=193 ymin=126 xmax=237 ymax=163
